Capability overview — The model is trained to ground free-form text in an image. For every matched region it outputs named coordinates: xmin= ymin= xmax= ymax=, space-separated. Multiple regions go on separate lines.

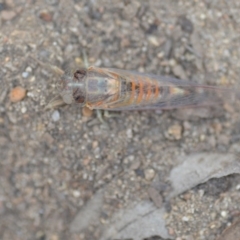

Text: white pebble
xmin=52 ymin=110 xmax=60 ymax=122
xmin=182 ymin=216 xmax=189 ymax=222
xmin=26 ymin=66 xmax=32 ymax=72
xmin=126 ymin=128 xmax=133 ymax=138
xmin=72 ymin=190 xmax=81 ymax=198
xmin=144 ymin=168 xmax=155 ymax=181
xmin=221 ymin=211 xmax=228 ymax=218
xmin=27 ymin=92 xmax=34 ymax=98
xmin=236 ymin=184 xmax=240 ymax=190
xmin=22 ymin=72 xmax=29 ymax=78
xmin=21 ymin=107 xmax=27 ymax=113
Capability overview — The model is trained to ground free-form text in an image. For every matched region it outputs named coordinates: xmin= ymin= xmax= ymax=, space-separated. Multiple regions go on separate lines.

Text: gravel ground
xmin=1 ymin=0 xmax=240 ymax=240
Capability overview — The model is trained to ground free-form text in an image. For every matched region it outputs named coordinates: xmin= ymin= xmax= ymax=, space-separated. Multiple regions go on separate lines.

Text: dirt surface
xmin=1 ymin=0 xmax=240 ymax=240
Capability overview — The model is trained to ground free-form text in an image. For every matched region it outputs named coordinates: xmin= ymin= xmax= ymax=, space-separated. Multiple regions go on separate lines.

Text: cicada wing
xmin=105 ymin=68 xmax=204 ymax=87
xmin=105 ymin=90 xmax=222 ymax=111
xmin=102 ymin=68 xmax=233 ymax=111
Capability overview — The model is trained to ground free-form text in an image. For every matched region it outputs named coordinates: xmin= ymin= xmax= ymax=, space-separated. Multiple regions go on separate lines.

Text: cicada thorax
xmin=84 ymin=67 xmax=121 ymax=109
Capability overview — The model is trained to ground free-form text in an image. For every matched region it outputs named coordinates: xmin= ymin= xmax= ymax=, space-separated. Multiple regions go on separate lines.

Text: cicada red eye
xmin=74 ymin=69 xmax=86 ymax=79
xmin=73 ymin=94 xmax=85 ymax=103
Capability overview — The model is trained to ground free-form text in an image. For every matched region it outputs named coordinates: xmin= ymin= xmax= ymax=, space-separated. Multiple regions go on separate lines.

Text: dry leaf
xmin=168 ymin=153 xmax=240 ymax=198
xmin=100 ymin=201 xmax=172 ymax=240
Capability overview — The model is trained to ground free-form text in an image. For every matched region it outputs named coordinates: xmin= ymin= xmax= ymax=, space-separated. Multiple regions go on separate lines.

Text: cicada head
xmin=59 ymin=69 xmax=87 ymax=106
xmin=45 ymin=69 xmax=87 ymax=110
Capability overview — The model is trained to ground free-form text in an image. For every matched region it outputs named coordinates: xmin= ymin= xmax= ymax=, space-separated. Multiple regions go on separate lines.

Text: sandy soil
xmin=1 ymin=1 xmax=240 ymax=240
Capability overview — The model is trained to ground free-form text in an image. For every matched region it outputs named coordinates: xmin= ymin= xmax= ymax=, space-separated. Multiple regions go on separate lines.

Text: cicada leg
xmin=82 ymin=49 xmax=89 ymax=69
xmin=30 ymin=55 xmax=64 ymax=76
xmin=104 ymin=110 xmax=121 ymax=118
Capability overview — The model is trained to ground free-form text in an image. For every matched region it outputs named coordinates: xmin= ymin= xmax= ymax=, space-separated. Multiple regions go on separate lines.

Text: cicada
xmin=48 ymin=66 xmax=235 ymax=111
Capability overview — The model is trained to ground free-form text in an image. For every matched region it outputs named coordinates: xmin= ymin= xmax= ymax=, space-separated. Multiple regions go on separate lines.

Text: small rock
xmin=52 ymin=110 xmax=60 ymax=122
xmin=130 ymin=160 xmax=141 ymax=170
xmin=21 ymin=106 xmax=27 ymax=113
xmin=177 ymin=15 xmax=194 ymax=34
xmin=121 ymin=37 xmax=130 ymax=48
xmin=26 ymin=66 xmax=32 ymax=72
xmin=199 ymin=134 xmax=205 ymax=141
xmin=22 ymin=72 xmax=29 ymax=78
xmin=92 ymin=141 xmax=98 ymax=149
xmin=172 ymin=64 xmax=188 ymax=80
xmin=148 ymin=36 xmax=160 ymax=46
xmin=221 ymin=211 xmax=228 ymax=218
xmin=168 ymin=227 xmax=175 ymax=236
xmin=42 ymin=132 xmax=54 ymax=145
xmin=1 ymin=10 xmax=16 ymax=21
xmin=50 ymin=234 xmax=59 ymax=240
xmin=144 ymin=168 xmax=156 ymax=181
xmin=182 ymin=216 xmax=189 ymax=222
xmin=39 ymin=11 xmax=53 ymax=22
xmin=183 ymin=121 xmax=191 ymax=131
xmin=217 ymin=135 xmax=230 ymax=146
xmin=72 ymin=190 xmax=81 ymax=198
xmin=147 ymin=187 xmax=162 ymax=208
xmin=167 ymin=124 xmax=182 ymax=140
xmin=163 ymin=38 xmax=173 ymax=58
xmin=211 ymin=122 xmax=222 ymax=134
xmin=126 ymin=128 xmax=133 ymax=138
xmin=9 ymin=86 xmax=26 ymax=102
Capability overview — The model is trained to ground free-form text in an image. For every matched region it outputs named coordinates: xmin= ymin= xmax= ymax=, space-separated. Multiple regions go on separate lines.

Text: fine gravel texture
xmin=1 ymin=1 xmax=240 ymax=240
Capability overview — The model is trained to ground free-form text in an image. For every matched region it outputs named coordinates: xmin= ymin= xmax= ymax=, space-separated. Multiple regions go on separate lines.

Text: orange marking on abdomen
xmin=154 ymin=82 xmax=159 ymax=99
xmin=137 ymin=77 xmax=144 ymax=103
xmin=129 ymin=80 xmax=136 ymax=103
xmin=145 ymin=78 xmax=152 ymax=101
xmin=169 ymin=86 xmax=174 ymax=95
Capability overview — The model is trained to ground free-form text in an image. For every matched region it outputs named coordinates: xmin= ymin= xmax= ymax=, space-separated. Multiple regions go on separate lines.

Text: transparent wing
xmin=102 ymin=68 xmax=235 ymax=111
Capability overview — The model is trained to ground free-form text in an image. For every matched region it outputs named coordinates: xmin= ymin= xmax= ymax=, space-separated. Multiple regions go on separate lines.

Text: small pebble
xmin=211 ymin=122 xmax=222 ymax=134
xmin=92 ymin=141 xmax=98 ymax=149
xmin=39 ymin=11 xmax=53 ymax=22
xmin=221 ymin=211 xmax=228 ymax=218
xmin=21 ymin=106 xmax=27 ymax=113
xmin=50 ymin=234 xmax=59 ymax=240
xmin=52 ymin=110 xmax=60 ymax=122
xmin=72 ymin=190 xmax=81 ymax=198
xmin=147 ymin=187 xmax=162 ymax=208
xmin=1 ymin=10 xmax=16 ymax=21
xmin=26 ymin=66 xmax=32 ymax=72
xmin=9 ymin=86 xmax=26 ymax=102
xmin=199 ymin=134 xmax=205 ymax=141
xmin=144 ymin=168 xmax=156 ymax=181
xmin=172 ymin=64 xmax=187 ymax=80
xmin=121 ymin=37 xmax=130 ymax=48
xmin=126 ymin=128 xmax=133 ymax=138
xmin=148 ymin=36 xmax=160 ymax=46
xmin=167 ymin=124 xmax=183 ymax=140
xmin=182 ymin=216 xmax=189 ymax=222
xmin=22 ymin=72 xmax=29 ymax=78
xmin=168 ymin=227 xmax=175 ymax=236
